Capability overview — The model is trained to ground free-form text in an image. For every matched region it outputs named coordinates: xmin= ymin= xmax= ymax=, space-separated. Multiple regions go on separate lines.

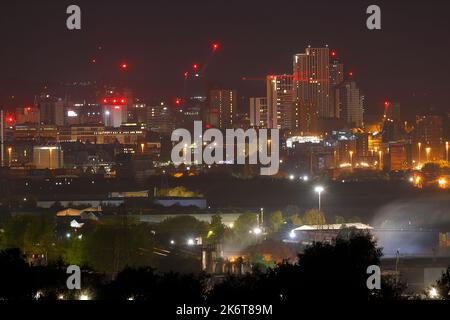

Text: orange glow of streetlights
xmin=314 ymin=186 xmax=324 ymax=211
xmin=7 ymin=147 xmax=12 ymax=167
xmin=446 ymin=141 xmax=449 ymax=162
xmin=417 ymin=142 xmax=421 ymax=165
xmin=438 ymin=177 xmax=448 ymax=189
xmin=425 ymin=147 xmax=431 ymax=162
xmin=378 ymin=150 xmax=383 ymax=170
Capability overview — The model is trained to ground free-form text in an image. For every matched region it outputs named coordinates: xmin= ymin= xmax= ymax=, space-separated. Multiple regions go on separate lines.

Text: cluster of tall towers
xmin=250 ymin=47 xmax=364 ymax=134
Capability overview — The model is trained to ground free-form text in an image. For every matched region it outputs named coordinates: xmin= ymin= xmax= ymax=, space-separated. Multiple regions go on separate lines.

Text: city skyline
xmin=1 ymin=1 xmax=450 ymax=306
xmin=0 ymin=0 xmax=450 ymax=119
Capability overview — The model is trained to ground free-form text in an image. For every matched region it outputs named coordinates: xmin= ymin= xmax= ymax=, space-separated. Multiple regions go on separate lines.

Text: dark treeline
xmin=2 ymin=232 xmax=448 ymax=301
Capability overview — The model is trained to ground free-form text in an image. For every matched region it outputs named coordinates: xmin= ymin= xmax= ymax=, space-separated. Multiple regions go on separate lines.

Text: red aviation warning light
xmin=348 ymin=71 xmax=354 ymax=77
xmin=212 ymin=42 xmax=220 ymax=51
xmin=184 ymin=71 xmax=189 ymax=79
xmin=331 ymin=50 xmax=337 ymax=57
xmin=102 ymin=98 xmax=126 ymax=105
xmin=192 ymin=64 xmax=199 ymax=70
xmin=120 ymin=63 xmax=128 ymax=70
xmin=6 ymin=115 xmax=15 ymax=125
xmin=384 ymin=101 xmax=390 ymax=108
xmin=175 ymin=98 xmax=182 ymax=106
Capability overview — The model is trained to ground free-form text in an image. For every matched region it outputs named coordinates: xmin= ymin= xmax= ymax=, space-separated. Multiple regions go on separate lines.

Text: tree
xmin=436 ymin=266 xmax=450 ymax=300
xmin=63 ymin=237 xmax=84 ymax=266
xmin=208 ymin=214 xmax=226 ymax=242
xmin=83 ymin=218 xmax=156 ymax=274
xmin=208 ymin=232 xmax=392 ymax=303
xmin=348 ymin=216 xmax=362 ymax=223
xmin=303 ymin=209 xmax=326 ymax=225
xmin=156 ymin=216 xmax=208 ymax=245
xmin=2 ymin=213 xmax=56 ymax=262
xmin=249 ymin=253 xmax=276 ymax=271
xmin=101 ymin=267 xmax=158 ymax=300
xmin=234 ymin=213 xmax=257 ymax=234
xmin=23 ymin=213 xmax=56 ymax=259
xmin=335 ymin=215 xmax=346 ymax=224
xmin=231 ymin=213 xmax=258 ymax=246
xmin=0 ymin=248 xmax=34 ymax=300
xmin=3 ymin=215 xmax=29 ymax=249
xmin=287 ymin=214 xmax=303 ymax=227
xmin=266 ymin=232 xmax=384 ymax=302
xmin=267 ymin=210 xmax=284 ymax=233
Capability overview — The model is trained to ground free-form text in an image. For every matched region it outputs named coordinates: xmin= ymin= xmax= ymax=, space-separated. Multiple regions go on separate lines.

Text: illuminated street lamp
xmin=438 ymin=177 xmax=447 ymax=189
xmin=417 ymin=142 xmax=421 ymax=165
xmin=140 ymin=143 xmax=145 ymax=153
xmin=253 ymin=227 xmax=262 ymax=235
xmin=378 ymin=150 xmax=383 ymax=170
xmin=79 ymin=293 xmax=90 ymax=300
xmin=428 ymin=287 xmax=439 ymax=299
xmin=349 ymin=151 xmax=354 ymax=170
xmin=446 ymin=141 xmax=449 ymax=162
xmin=426 ymin=147 xmax=431 ymax=162
xmin=7 ymin=147 xmax=12 ymax=167
xmin=314 ymin=186 xmax=324 ymax=211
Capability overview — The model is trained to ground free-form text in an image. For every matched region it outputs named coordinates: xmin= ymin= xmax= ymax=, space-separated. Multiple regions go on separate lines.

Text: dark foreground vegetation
xmin=1 ymin=232 xmax=449 ymax=301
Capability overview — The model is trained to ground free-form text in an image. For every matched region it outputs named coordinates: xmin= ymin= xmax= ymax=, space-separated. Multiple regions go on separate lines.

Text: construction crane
xmin=241 ymin=76 xmax=266 ymax=81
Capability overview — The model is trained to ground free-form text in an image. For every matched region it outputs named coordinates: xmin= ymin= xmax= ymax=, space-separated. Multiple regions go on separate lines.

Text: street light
xmin=426 ymin=147 xmax=431 ymax=162
xmin=140 ymin=143 xmax=145 ymax=153
xmin=7 ymin=147 xmax=12 ymax=167
xmin=378 ymin=150 xmax=383 ymax=170
xmin=314 ymin=186 xmax=324 ymax=211
xmin=418 ymin=142 xmax=421 ymax=165
xmin=446 ymin=141 xmax=449 ymax=162
xmin=349 ymin=150 xmax=354 ymax=168
xmin=253 ymin=227 xmax=262 ymax=235
xmin=79 ymin=293 xmax=90 ymax=300
xmin=428 ymin=287 xmax=439 ymax=299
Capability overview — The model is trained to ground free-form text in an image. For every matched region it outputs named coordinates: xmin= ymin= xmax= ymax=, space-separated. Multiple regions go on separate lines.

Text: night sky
xmin=0 ymin=0 xmax=449 ymax=118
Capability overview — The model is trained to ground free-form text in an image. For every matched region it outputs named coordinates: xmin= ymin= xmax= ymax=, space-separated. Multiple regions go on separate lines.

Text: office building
xmin=249 ymin=97 xmax=269 ymax=128
xmin=208 ymin=89 xmax=236 ymax=129
xmin=329 ymin=53 xmax=344 ymax=118
xmin=293 ymin=47 xmax=331 ymax=133
xmin=267 ymin=75 xmax=294 ymax=129
xmin=147 ymin=102 xmax=174 ymax=134
xmin=336 ymin=80 xmax=364 ymax=128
